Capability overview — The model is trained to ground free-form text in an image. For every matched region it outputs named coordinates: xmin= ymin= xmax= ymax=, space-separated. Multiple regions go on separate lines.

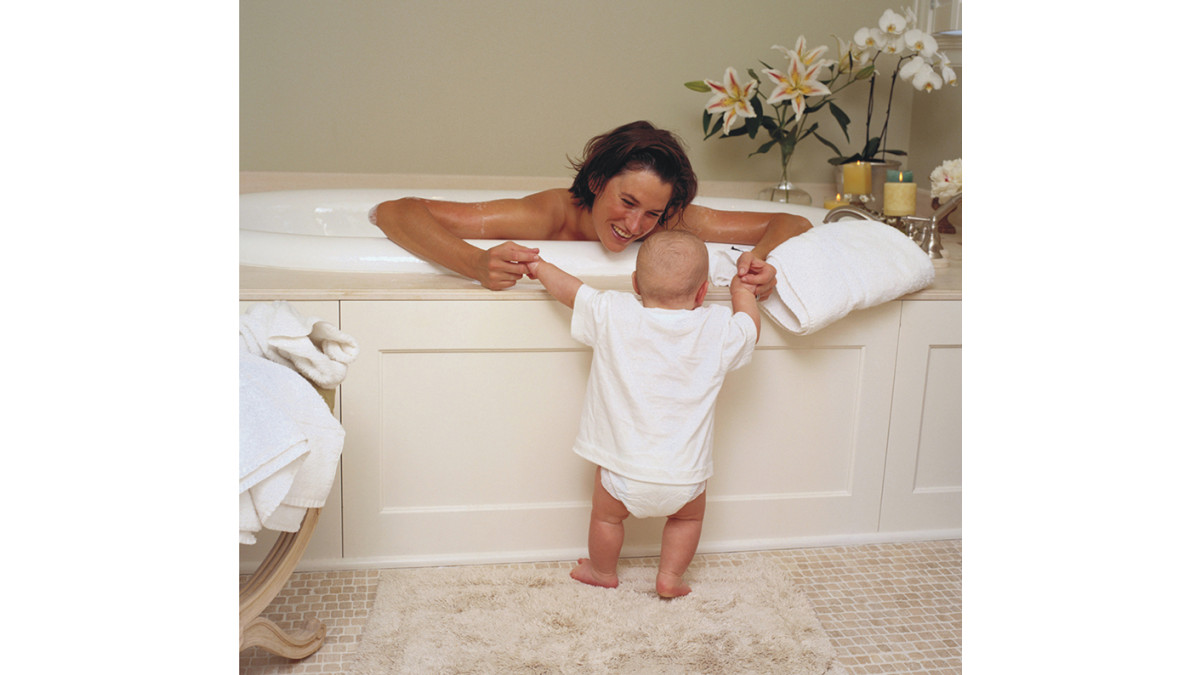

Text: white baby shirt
xmin=570 ymin=284 xmax=757 ymax=485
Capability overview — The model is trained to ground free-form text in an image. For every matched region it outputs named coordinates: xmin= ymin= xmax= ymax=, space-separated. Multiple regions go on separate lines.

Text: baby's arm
xmin=730 ymin=275 xmax=761 ymax=342
xmin=527 ymin=258 xmax=583 ymax=308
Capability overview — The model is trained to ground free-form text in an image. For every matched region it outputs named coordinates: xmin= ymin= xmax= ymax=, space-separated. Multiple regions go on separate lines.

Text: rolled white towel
xmin=239 ymin=300 xmax=359 ymax=388
xmin=760 ymin=221 xmax=934 ymax=334
xmin=709 ymin=222 xmax=934 ymax=335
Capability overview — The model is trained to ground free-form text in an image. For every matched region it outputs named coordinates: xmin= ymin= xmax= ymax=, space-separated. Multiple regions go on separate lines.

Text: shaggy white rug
xmin=348 ymin=558 xmax=844 ymax=674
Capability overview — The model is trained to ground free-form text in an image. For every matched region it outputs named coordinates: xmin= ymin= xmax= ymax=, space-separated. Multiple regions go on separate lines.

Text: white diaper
xmin=600 ymin=467 xmax=706 ymax=519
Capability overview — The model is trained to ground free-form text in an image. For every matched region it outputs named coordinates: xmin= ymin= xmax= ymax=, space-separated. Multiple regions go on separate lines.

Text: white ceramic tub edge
xmin=239 ymin=189 xmax=830 ymax=276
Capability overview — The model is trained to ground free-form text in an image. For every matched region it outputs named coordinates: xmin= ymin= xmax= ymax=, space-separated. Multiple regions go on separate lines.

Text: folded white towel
xmin=239 ymin=300 xmax=359 ymax=388
xmin=240 ymin=352 xmax=345 ymax=545
xmin=710 ymin=221 xmax=934 ymax=335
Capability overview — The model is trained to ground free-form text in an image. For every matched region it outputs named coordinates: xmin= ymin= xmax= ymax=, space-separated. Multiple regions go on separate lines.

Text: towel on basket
xmin=240 ymin=351 xmax=345 ymax=545
xmin=710 ymin=220 xmax=934 ymax=335
xmin=239 ymin=300 xmax=359 ymax=388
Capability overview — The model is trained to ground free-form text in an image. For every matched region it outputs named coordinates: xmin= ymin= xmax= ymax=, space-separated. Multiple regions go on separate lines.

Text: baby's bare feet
xmin=656 ymin=571 xmax=692 ymax=598
xmin=570 ymin=558 xmax=618 ymax=589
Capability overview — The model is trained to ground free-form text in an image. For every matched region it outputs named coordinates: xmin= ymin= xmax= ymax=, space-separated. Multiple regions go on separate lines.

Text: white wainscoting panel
xmin=879 ymin=300 xmax=962 ymax=532
xmin=340 ymin=298 xmax=904 ymax=565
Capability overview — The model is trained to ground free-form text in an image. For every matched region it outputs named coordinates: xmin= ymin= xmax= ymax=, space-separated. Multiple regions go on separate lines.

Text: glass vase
xmin=758 ymin=148 xmax=812 ymax=205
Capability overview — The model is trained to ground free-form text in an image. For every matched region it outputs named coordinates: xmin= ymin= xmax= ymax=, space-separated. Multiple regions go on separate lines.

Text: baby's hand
xmin=525 ymin=257 xmax=542 ymax=279
xmin=730 ymin=274 xmax=759 ymax=299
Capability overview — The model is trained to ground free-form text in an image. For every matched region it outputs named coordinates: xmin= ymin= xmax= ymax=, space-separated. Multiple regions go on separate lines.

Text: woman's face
xmin=590 ymin=169 xmax=674 ymax=252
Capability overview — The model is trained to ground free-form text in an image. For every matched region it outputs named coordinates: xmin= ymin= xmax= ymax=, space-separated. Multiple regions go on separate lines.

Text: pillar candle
xmin=823 ymin=194 xmax=848 ymax=210
xmin=883 ymin=170 xmax=916 ymax=216
xmin=842 ymin=162 xmax=872 ymax=196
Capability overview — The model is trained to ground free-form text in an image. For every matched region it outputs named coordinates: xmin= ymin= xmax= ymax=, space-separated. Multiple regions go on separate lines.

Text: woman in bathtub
xmin=371 ymin=121 xmax=813 ymax=300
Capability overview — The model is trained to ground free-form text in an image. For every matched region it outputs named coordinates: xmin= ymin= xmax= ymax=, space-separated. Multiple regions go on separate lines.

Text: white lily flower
xmin=911 ymin=62 xmax=943 ymax=92
xmin=904 ymin=29 xmax=938 ymax=59
xmin=836 ymin=36 xmax=853 ymax=73
xmin=878 ymin=9 xmax=907 ymax=36
xmin=764 ymin=53 xmax=832 ymax=117
xmin=704 ymin=67 xmax=759 ymax=135
xmin=773 ymin=35 xmax=833 ymax=71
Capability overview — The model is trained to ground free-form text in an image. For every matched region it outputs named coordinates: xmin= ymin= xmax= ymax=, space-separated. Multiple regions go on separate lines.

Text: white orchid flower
xmin=903 ymin=6 xmax=919 ymax=27
xmin=764 ymin=53 xmax=832 ymax=117
xmin=934 ymin=52 xmax=958 ymax=86
xmin=905 ymin=30 xmax=938 ymax=59
xmin=940 ymin=64 xmax=957 ymax=87
xmin=881 ymin=34 xmax=908 ymax=54
xmin=910 ymin=62 xmax=944 ymax=92
xmin=704 ymin=67 xmax=759 ymax=135
xmin=878 ymin=9 xmax=907 ymax=36
xmin=854 ymin=26 xmax=885 ymax=50
xmin=898 ymin=56 xmax=926 ymax=81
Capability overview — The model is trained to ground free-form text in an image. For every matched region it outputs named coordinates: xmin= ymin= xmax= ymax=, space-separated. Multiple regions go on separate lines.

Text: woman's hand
xmin=736 ymin=252 xmax=777 ymax=301
xmin=474 ymin=241 xmax=541 ymax=290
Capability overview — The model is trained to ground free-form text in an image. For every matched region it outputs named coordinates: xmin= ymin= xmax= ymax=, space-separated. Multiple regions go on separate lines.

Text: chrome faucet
xmin=822 ymin=194 xmax=960 ymax=262
xmin=823 ymin=204 xmax=878 ymax=223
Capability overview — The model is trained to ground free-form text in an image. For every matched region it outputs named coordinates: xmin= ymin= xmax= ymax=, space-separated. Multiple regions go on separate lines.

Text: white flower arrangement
xmin=828 ymin=7 xmax=959 ymax=165
xmin=930 ymin=158 xmax=962 ymax=200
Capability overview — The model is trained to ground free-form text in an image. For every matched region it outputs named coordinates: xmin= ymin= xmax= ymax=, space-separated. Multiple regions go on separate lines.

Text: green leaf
xmin=855 ymin=65 xmax=876 ymax=80
xmin=702 ymin=110 xmax=713 ymax=136
xmin=684 ymin=80 xmax=712 ymax=92
xmin=813 ymin=131 xmax=845 ymax=158
xmin=862 ymin=136 xmax=881 ymax=159
xmin=744 ymin=114 xmax=761 ymax=139
xmin=828 ymin=102 xmax=851 ymax=141
xmin=751 ymin=139 xmax=777 ymax=157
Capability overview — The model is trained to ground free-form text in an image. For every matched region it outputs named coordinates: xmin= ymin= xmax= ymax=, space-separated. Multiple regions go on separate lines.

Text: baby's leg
xmin=657 ymin=490 xmax=706 ymax=598
xmin=571 ymin=467 xmax=629 ymax=589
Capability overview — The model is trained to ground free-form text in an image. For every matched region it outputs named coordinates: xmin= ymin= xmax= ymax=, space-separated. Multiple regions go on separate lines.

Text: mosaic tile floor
xmin=239 ymin=539 xmax=961 ymax=674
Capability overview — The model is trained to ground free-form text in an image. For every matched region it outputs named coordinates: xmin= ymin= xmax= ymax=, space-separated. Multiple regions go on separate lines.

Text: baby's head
xmin=633 ymin=230 xmax=710 ymax=308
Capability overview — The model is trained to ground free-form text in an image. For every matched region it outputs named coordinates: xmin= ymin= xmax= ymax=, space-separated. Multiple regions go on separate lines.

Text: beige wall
xmin=241 ymin=0 xmax=959 ymax=187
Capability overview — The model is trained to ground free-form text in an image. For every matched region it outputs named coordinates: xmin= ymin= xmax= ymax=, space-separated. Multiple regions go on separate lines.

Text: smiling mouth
xmin=611 ymin=223 xmax=633 ymax=241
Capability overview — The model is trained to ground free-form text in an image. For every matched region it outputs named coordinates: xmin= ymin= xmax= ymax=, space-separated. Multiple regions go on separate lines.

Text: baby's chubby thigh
xmin=599 ymin=467 xmax=706 ymax=519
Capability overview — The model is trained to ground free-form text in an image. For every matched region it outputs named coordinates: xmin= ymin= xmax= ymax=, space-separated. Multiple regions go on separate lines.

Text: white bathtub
xmin=239 ymin=187 xmax=961 ymax=571
xmin=239 ymin=189 xmax=831 ymax=276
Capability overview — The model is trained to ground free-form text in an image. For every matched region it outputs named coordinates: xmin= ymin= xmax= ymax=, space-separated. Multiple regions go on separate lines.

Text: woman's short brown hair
xmin=568 ymin=121 xmax=698 ymax=227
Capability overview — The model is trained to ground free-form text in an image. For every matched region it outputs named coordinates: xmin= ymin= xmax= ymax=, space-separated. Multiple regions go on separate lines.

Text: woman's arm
xmin=677 ymin=205 xmax=812 ymax=299
xmin=371 ymin=190 xmax=567 ymax=290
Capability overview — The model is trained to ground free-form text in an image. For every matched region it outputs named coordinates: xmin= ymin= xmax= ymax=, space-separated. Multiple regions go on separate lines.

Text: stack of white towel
xmin=711 ymin=220 xmax=935 ymax=335
xmin=239 ymin=301 xmax=358 ymax=545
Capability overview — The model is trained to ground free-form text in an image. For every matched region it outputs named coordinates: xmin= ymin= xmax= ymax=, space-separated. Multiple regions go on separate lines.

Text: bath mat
xmin=347 ymin=558 xmax=845 ymax=675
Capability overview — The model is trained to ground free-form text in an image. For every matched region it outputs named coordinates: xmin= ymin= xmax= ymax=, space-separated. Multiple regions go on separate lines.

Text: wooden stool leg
xmin=239 ymin=508 xmax=326 ymax=659
xmin=240 ymin=616 xmax=326 ymax=659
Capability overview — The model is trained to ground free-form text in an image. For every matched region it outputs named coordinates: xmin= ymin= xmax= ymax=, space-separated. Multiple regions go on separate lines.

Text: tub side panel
xmin=340 ymin=298 xmax=903 ymax=565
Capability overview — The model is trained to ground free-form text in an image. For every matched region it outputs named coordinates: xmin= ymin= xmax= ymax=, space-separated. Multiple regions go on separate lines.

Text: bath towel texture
xmin=240 ymin=351 xmax=345 ymax=544
xmin=710 ymin=220 xmax=934 ymax=335
xmin=239 ymin=300 xmax=359 ymax=388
